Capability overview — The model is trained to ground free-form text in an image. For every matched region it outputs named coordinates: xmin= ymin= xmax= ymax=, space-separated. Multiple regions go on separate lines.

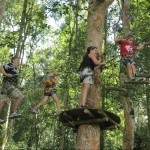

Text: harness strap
xmin=80 ymin=74 xmax=92 ymax=83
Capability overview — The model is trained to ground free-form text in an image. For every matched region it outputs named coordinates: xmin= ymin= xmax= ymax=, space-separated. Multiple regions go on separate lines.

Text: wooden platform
xmin=124 ymin=80 xmax=150 ymax=84
xmin=59 ymin=108 xmax=121 ymax=131
xmin=136 ymin=74 xmax=150 ymax=78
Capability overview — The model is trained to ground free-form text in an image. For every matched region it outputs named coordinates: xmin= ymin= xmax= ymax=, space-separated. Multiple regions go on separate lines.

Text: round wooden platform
xmin=59 ymin=108 xmax=121 ymax=131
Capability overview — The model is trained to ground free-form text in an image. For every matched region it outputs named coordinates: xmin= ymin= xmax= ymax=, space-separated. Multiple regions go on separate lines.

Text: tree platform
xmin=124 ymin=80 xmax=150 ymax=84
xmin=136 ymin=74 xmax=150 ymax=78
xmin=59 ymin=108 xmax=121 ymax=131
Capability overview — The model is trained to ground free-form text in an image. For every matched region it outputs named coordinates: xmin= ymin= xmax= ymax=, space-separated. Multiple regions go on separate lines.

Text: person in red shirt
xmin=115 ymin=35 xmax=144 ymax=81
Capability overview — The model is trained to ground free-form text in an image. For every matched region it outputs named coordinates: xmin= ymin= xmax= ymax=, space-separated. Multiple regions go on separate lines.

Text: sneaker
xmin=128 ymin=77 xmax=135 ymax=81
xmin=9 ymin=112 xmax=21 ymax=119
xmin=0 ymin=119 xmax=5 ymax=124
xmin=55 ymin=111 xmax=61 ymax=116
xmin=135 ymin=77 xmax=143 ymax=81
xmin=79 ymin=105 xmax=84 ymax=108
xmin=31 ymin=108 xmax=40 ymax=114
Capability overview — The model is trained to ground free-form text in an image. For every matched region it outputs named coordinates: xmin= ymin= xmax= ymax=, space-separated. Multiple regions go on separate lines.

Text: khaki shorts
xmin=79 ymin=67 xmax=93 ymax=84
xmin=0 ymin=84 xmax=24 ymax=103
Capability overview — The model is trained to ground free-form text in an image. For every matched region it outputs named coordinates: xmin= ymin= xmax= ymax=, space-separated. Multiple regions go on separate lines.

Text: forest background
xmin=0 ymin=0 xmax=150 ymax=150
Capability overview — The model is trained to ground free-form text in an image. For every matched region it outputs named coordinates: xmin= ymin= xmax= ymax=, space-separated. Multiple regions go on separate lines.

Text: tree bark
xmin=0 ymin=0 xmax=7 ymax=27
xmin=146 ymin=80 xmax=150 ymax=139
xmin=121 ymin=0 xmax=131 ymax=35
xmin=76 ymin=1 xmax=114 ymax=149
xmin=120 ymin=1 xmax=134 ymax=149
xmin=122 ymin=97 xmax=134 ymax=150
xmin=1 ymin=101 xmax=11 ymax=150
xmin=16 ymin=0 xmax=35 ymax=57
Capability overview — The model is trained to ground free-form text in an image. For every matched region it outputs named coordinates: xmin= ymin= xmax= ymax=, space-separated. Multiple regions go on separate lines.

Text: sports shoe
xmin=135 ymin=77 xmax=143 ymax=81
xmin=79 ymin=105 xmax=84 ymax=108
xmin=55 ymin=111 xmax=61 ymax=116
xmin=9 ymin=112 xmax=21 ymax=119
xmin=0 ymin=119 xmax=5 ymax=124
xmin=31 ymin=108 xmax=40 ymax=114
xmin=128 ymin=77 xmax=135 ymax=81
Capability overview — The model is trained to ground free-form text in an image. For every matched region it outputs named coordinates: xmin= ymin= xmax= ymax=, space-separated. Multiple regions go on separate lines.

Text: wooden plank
xmin=64 ymin=117 xmax=108 ymax=126
xmin=60 ymin=115 xmax=75 ymax=128
xmin=105 ymin=86 xmax=127 ymax=92
xmin=136 ymin=74 xmax=150 ymax=78
xmin=63 ymin=112 xmax=73 ymax=120
xmin=97 ymin=110 xmax=119 ymax=127
xmin=105 ymin=125 xmax=118 ymax=130
xmin=124 ymin=81 xmax=150 ymax=84
xmin=84 ymin=109 xmax=95 ymax=118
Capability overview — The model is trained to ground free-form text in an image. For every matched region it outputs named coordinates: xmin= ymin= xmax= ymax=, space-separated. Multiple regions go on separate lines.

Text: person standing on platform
xmin=78 ymin=46 xmax=104 ymax=108
xmin=115 ymin=35 xmax=145 ymax=81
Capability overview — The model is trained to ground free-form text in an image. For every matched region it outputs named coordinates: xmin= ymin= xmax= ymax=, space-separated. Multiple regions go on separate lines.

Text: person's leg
xmin=34 ymin=96 xmax=49 ymax=109
xmin=11 ymin=98 xmax=23 ymax=113
xmin=130 ymin=63 xmax=142 ymax=81
xmin=0 ymin=101 xmax=6 ymax=123
xmin=80 ymin=83 xmax=90 ymax=106
xmin=126 ymin=64 xmax=134 ymax=79
xmin=0 ymin=101 xmax=6 ymax=113
xmin=130 ymin=64 xmax=136 ymax=77
xmin=51 ymin=94 xmax=61 ymax=112
xmin=10 ymin=88 xmax=24 ymax=113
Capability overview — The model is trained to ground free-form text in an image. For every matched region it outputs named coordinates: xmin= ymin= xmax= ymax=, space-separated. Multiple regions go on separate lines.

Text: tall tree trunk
xmin=146 ymin=79 xmax=150 ymax=138
xmin=16 ymin=0 xmax=35 ymax=57
xmin=0 ymin=0 xmax=7 ymax=27
xmin=1 ymin=101 xmax=11 ymax=150
xmin=122 ymin=96 xmax=134 ymax=150
xmin=76 ymin=1 xmax=114 ymax=149
xmin=121 ymin=0 xmax=131 ymax=36
xmin=16 ymin=0 xmax=28 ymax=56
xmin=120 ymin=0 xmax=134 ymax=149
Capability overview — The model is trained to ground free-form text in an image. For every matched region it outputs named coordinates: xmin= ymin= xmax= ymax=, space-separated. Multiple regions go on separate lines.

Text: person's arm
xmin=51 ymin=76 xmax=60 ymax=84
xmin=0 ymin=66 xmax=13 ymax=77
xmin=89 ymin=53 xmax=102 ymax=65
xmin=136 ymin=44 xmax=145 ymax=50
xmin=115 ymin=39 xmax=125 ymax=44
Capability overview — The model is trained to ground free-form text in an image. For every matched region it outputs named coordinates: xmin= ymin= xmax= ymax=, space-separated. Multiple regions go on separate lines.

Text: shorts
xmin=79 ymin=67 xmax=93 ymax=84
xmin=121 ymin=55 xmax=135 ymax=66
xmin=44 ymin=85 xmax=56 ymax=96
xmin=0 ymin=84 xmax=24 ymax=102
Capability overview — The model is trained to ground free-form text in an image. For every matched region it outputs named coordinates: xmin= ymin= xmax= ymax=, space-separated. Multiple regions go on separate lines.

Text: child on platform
xmin=31 ymin=70 xmax=61 ymax=115
xmin=115 ymin=35 xmax=145 ymax=81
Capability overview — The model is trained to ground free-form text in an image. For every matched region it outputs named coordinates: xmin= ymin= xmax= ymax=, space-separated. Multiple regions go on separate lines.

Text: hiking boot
xmin=9 ymin=112 xmax=21 ymax=119
xmin=135 ymin=77 xmax=143 ymax=81
xmin=31 ymin=108 xmax=40 ymax=114
xmin=0 ymin=119 xmax=5 ymax=124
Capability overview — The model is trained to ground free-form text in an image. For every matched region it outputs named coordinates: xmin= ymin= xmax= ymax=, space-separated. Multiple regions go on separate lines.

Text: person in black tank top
xmin=0 ymin=56 xmax=24 ymax=122
xmin=78 ymin=46 xmax=103 ymax=108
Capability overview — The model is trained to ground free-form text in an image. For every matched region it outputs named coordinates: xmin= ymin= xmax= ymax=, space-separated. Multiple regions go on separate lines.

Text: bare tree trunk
xmin=1 ymin=101 xmax=11 ymax=150
xmin=16 ymin=0 xmax=35 ymax=57
xmin=0 ymin=0 xmax=7 ymax=27
xmin=16 ymin=0 xmax=28 ymax=56
xmin=121 ymin=0 xmax=131 ymax=35
xmin=76 ymin=1 xmax=114 ymax=149
xmin=122 ymin=97 xmax=134 ymax=150
xmin=146 ymin=79 xmax=150 ymax=139
xmin=120 ymin=1 xmax=134 ymax=149
xmin=59 ymin=126 xmax=65 ymax=150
